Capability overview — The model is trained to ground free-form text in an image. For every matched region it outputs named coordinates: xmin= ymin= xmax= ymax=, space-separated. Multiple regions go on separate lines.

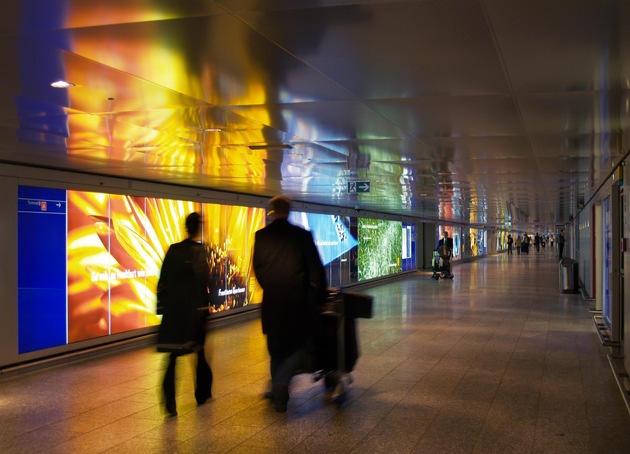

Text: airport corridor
xmin=2 ymin=247 xmax=630 ymax=453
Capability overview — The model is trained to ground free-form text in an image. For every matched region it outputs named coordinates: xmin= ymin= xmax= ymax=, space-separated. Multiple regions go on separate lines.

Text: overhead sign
xmin=348 ymin=180 xmax=371 ymax=193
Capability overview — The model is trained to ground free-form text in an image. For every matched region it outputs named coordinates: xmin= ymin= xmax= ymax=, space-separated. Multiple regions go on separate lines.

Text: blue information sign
xmin=17 ymin=186 xmax=67 ymax=353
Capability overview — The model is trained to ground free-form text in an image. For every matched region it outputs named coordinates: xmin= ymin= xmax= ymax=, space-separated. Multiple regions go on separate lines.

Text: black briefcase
xmin=344 ymin=291 xmax=373 ymax=319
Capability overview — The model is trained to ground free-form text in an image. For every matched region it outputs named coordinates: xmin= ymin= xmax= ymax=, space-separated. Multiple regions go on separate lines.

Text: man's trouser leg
xmin=267 ymin=336 xmax=304 ymax=411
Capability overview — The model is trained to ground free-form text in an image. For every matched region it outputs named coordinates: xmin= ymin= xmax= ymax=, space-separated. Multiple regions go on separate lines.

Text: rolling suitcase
xmin=313 ymin=289 xmax=373 ymax=404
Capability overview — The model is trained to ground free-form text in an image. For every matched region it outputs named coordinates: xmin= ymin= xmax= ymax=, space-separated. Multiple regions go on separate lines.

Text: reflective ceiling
xmin=2 ymin=0 xmax=629 ymax=229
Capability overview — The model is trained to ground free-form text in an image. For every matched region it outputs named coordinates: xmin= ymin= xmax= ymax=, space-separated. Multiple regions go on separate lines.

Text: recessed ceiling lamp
xmin=50 ymin=80 xmax=75 ymax=88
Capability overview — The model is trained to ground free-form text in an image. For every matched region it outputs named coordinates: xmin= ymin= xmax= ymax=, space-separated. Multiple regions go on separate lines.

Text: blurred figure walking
xmin=253 ymin=195 xmax=327 ymax=412
xmin=157 ymin=212 xmax=213 ymax=416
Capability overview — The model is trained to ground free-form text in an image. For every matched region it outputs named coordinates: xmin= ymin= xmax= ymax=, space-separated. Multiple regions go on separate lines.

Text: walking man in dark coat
xmin=253 ymin=195 xmax=327 ymax=412
xmin=157 ymin=212 xmax=213 ymax=416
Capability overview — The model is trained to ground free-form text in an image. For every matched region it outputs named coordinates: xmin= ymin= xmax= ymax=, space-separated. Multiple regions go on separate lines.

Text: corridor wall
xmin=0 ymin=164 xmax=418 ymax=369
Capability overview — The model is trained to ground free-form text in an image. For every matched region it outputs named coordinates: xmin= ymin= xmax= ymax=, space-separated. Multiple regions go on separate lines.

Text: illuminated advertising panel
xmin=288 ymin=212 xmax=358 ymax=265
xmin=603 ymin=196 xmax=612 ymax=328
xmin=453 ymin=227 xmax=461 ymax=259
xmin=358 ymin=218 xmax=402 ymax=280
xmin=469 ymin=228 xmax=479 ymax=256
xmin=205 ymin=203 xmax=265 ymax=313
xmin=402 ymin=222 xmax=416 ymax=271
xmin=18 ymin=186 xmax=264 ymax=353
xmin=497 ymin=231 xmax=507 ymax=252
xmin=288 ymin=212 xmax=359 ymax=287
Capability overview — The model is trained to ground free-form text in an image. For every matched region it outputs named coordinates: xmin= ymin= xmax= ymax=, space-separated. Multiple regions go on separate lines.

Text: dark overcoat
xmin=252 ymin=219 xmax=327 ymax=344
xmin=157 ymin=239 xmax=210 ymax=353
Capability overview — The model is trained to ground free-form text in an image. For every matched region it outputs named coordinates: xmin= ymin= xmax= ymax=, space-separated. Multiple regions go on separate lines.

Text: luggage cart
xmin=431 ymin=247 xmax=454 ymax=280
xmin=314 ymin=288 xmax=372 ymax=406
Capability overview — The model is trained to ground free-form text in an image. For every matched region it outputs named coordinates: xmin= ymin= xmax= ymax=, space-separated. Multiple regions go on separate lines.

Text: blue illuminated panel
xmin=402 ymin=222 xmax=416 ymax=271
xmin=288 ymin=212 xmax=358 ymax=265
xmin=18 ymin=186 xmax=67 ymax=353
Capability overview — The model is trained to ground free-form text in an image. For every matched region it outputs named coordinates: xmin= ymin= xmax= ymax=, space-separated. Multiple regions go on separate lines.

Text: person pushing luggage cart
xmin=252 ymin=195 xmax=328 ymax=412
xmin=431 ymin=230 xmax=454 ymax=280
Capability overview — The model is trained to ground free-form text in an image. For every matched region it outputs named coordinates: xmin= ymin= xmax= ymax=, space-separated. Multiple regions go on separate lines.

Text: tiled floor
xmin=2 ymin=249 xmax=630 ymax=453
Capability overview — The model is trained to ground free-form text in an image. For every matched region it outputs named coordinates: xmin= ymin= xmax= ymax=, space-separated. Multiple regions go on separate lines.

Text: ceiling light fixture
xmin=50 ymin=80 xmax=75 ymax=88
xmin=248 ymin=144 xmax=293 ymax=150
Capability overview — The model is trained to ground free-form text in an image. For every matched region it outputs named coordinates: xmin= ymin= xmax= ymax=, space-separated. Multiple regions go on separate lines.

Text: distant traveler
xmin=433 ymin=230 xmax=454 ymax=279
xmin=558 ymin=230 xmax=565 ymax=260
xmin=157 ymin=212 xmax=213 ymax=417
xmin=438 ymin=230 xmax=454 ymax=254
xmin=521 ymin=235 xmax=530 ymax=254
xmin=507 ymin=234 xmax=513 ymax=255
xmin=253 ymin=195 xmax=327 ymax=412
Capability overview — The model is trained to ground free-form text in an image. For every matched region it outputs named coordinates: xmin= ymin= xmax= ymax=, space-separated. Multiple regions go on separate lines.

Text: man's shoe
xmin=165 ymin=399 xmax=178 ymax=417
xmin=272 ymin=384 xmax=289 ymax=413
xmin=195 ymin=389 xmax=212 ymax=406
xmin=274 ymin=400 xmax=288 ymax=413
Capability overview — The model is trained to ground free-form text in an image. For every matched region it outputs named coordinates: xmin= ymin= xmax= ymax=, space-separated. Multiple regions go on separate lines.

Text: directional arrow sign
xmin=348 ymin=180 xmax=370 ymax=193
xmin=357 ymin=181 xmax=370 ymax=192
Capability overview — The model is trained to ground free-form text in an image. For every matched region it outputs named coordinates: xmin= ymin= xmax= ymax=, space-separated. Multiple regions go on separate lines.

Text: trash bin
xmin=559 ymin=258 xmax=578 ymax=293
